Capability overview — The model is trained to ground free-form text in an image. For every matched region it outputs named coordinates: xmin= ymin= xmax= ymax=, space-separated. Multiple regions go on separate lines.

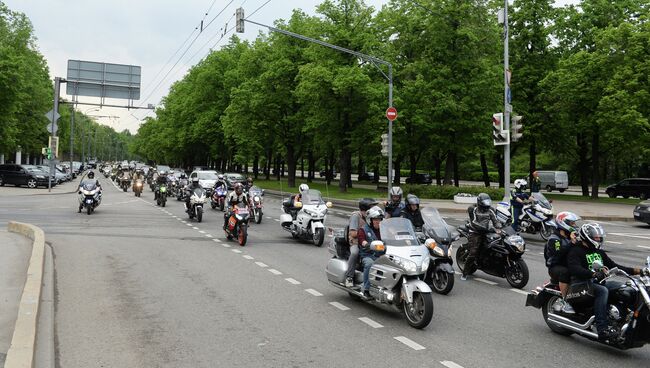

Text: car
xmin=156 ymin=165 xmax=171 ymax=174
xmin=319 ymin=169 xmax=337 ymax=178
xmin=405 ymin=173 xmax=433 ymax=185
xmin=224 ymin=173 xmax=245 ymax=189
xmin=634 ymin=201 xmax=650 ymax=225
xmin=36 ymin=165 xmax=67 ymax=184
xmin=0 ymin=164 xmax=53 ymax=188
xmin=358 ymin=172 xmax=377 ymax=182
xmin=537 ymin=170 xmax=569 ymax=193
xmin=606 ymin=178 xmax=650 ymax=200
xmin=190 ymin=170 xmax=220 ymax=189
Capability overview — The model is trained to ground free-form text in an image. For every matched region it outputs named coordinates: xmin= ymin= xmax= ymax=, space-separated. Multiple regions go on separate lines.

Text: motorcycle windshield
xmin=249 ymin=185 xmax=263 ymax=196
xmin=192 ymin=187 xmax=206 ymax=196
xmin=531 ymin=192 xmax=551 ymax=209
xmin=380 ymin=218 xmax=419 ymax=246
xmin=302 ymin=190 xmax=325 ymax=205
xmin=81 ymin=180 xmax=97 ymax=191
xmin=235 ymin=203 xmax=249 ymax=214
xmin=420 ymin=207 xmax=450 ymax=238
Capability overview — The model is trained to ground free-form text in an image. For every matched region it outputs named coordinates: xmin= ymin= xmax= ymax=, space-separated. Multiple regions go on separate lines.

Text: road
xmin=1 ymin=178 xmax=649 ymax=368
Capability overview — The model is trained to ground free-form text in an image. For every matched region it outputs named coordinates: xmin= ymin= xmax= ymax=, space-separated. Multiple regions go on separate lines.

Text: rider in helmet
xmin=544 ymin=211 xmax=581 ymax=314
xmin=385 ymin=186 xmax=404 ymax=218
xmin=462 ymin=193 xmax=501 ymax=281
xmin=401 ymin=194 xmax=424 ymax=230
xmin=568 ymin=223 xmax=648 ymax=342
xmin=244 ymin=176 xmax=254 ymax=192
xmin=295 ymin=184 xmax=309 ymax=206
xmin=223 ymin=183 xmax=249 ymax=230
xmin=154 ymin=170 xmax=169 ymax=200
xmin=511 ymin=179 xmax=531 ymax=231
xmin=185 ymin=177 xmax=202 ymax=212
xmin=78 ymin=171 xmax=102 ymax=212
xmin=344 ymin=198 xmax=378 ymax=287
xmin=213 ymin=174 xmax=227 ymax=192
xmin=357 ymin=206 xmax=386 ymax=297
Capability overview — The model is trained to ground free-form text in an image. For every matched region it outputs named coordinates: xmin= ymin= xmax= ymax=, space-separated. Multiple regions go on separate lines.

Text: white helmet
xmin=299 ymin=184 xmax=309 ymax=194
xmin=390 ymin=186 xmax=403 ymax=198
xmin=365 ymin=206 xmax=385 ymax=226
xmin=514 ymin=179 xmax=528 ymax=190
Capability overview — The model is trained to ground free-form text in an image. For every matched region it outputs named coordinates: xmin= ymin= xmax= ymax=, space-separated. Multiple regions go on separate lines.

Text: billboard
xmin=66 ymin=60 xmax=141 ymax=100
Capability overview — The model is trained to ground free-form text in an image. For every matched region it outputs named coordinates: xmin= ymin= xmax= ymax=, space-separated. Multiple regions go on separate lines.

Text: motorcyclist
xmin=344 ymin=198 xmax=378 ymax=288
xmin=401 ymin=194 xmax=424 ymax=231
xmin=213 ymin=174 xmax=227 ymax=192
xmin=283 ymin=184 xmax=309 ymax=219
xmin=511 ymin=179 xmax=531 ymax=231
xmin=185 ymin=177 xmax=202 ymax=212
xmin=567 ymin=223 xmax=648 ymax=342
xmin=154 ymin=170 xmax=169 ymax=200
xmin=244 ymin=176 xmax=254 ymax=192
xmin=357 ymin=206 xmax=386 ymax=297
xmin=78 ymin=171 xmax=102 ymax=212
xmin=462 ymin=193 xmax=501 ymax=281
xmin=223 ymin=183 xmax=249 ymax=230
xmin=544 ymin=211 xmax=581 ymax=314
xmin=384 ymin=186 xmax=404 ymax=218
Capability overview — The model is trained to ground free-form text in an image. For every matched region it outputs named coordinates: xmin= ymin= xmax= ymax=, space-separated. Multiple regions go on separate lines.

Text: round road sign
xmin=386 ymin=107 xmax=397 ymax=121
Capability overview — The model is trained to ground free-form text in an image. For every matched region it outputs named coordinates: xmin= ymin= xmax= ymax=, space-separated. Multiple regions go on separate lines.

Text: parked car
xmin=156 ymin=164 xmax=171 ymax=173
xmin=606 ymin=178 xmax=650 ymax=200
xmin=224 ymin=173 xmax=246 ymax=189
xmin=537 ymin=170 xmax=569 ymax=193
xmin=36 ymin=165 xmax=67 ymax=184
xmin=406 ymin=173 xmax=433 ymax=185
xmin=319 ymin=169 xmax=337 ymax=178
xmin=358 ymin=172 xmax=377 ymax=182
xmin=634 ymin=201 xmax=650 ymax=225
xmin=0 ymin=164 xmax=54 ymax=188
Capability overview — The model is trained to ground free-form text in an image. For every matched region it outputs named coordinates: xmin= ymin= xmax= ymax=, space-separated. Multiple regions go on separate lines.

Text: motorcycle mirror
xmin=549 ymin=199 xmax=554 ymax=203
xmin=592 ymin=260 xmax=604 ymax=271
xmin=261 ymin=189 xmax=265 ymax=196
xmin=326 ymin=201 xmax=333 ymax=208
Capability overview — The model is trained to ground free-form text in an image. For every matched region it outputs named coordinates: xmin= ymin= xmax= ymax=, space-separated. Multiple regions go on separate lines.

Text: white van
xmin=537 ymin=171 xmax=569 ymax=192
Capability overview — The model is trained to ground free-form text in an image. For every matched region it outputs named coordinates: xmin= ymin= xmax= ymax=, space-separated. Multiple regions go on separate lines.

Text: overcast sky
xmin=6 ymin=0 xmax=577 ymax=133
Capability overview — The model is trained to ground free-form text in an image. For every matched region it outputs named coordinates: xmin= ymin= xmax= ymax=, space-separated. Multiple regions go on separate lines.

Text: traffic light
xmin=511 ymin=115 xmax=523 ymax=142
xmin=381 ymin=133 xmax=389 ymax=156
xmin=492 ymin=113 xmax=509 ymax=146
xmin=46 ymin=148 xmax=52 ymax=160
xmin=236 ymin=8 xmax=244 ymax=33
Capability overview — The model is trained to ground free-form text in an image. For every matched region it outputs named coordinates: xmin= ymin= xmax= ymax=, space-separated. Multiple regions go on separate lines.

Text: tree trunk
xmin=373 ymin=160 xmax=379 ymax=184
xmin=393 ymin=156 xmax=401 ymax=186
xmin=480 ymin=153 xmax=490 ymax=187
xmin=253 ymin=155 xmax=259 ymax=179
xmin=338 ymin=147 xmax=350 ymax=193
xmin=590 ymin=130 xmax=599 ymax=199
xmin=300 ymin=156 xmax=304 ymax=179
xmin=452 ymin=151 xmax=460 ymax=187
xmin=577 ymin=134 xmax=590 ymax=197
xmin=347 ymin=154 xmax=353 ymax=189
xmin=307 ymin=150 xmax=314 ymax=183
xmin=493 ymin=150 xmax=504 ymax=188
xmin=358 ymin=156 xmax=364 ymax=177
xmin=409 ymin=151 xmax=418 ymax=181
xmin=287 ymin=145 xmax=297 ymax=188
xmin=265 ymin=150 xmax=272 ymax=180
xmin=275 ymin=154 xmax=281 ymax=181
xmin=433 ymin=154 xmax=442 ymax=186
xmin=443 ymin=150 xmax=454 ymax=185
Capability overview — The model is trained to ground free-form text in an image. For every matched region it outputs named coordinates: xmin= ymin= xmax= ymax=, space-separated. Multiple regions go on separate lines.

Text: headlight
xmin=83 ymin=190 xmax=92 ymax=195
xmin=393 ymin=256 xmax=418 ymax=273
xmin=236 ymin=214 xmax=243 ymax=220
xmin=254 ymin=196 xmax=260 ymax=202
xmin=421 ymin=257 xmax=430 ymax=273
xmin=432 ymin=246 xmax=445 ymax=257
xmin=507 ymin=235 xmax=525 ymax=253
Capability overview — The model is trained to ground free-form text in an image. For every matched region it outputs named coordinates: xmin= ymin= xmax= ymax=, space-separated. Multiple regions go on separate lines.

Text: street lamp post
xmin=82 ymin=107 xmax=100 ymax=165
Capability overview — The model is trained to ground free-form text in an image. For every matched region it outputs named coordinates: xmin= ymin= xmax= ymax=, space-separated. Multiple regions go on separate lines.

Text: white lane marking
xmin=212 ymin=238 xmax=221 ymax=243
xmin=268 ymin=269 xmax=283 ymax=275
xmin=305 ymin=288 xmax=323 ymax=296
xmin=329 ymin=302 xmax=350 ymax=311
xmin=192 ymin=227 xmax=199 ymax=230
xmin=285 ymin=278 xmax=301 ymax=285
xmin=255 ymin=262 xmax=268 ymax=268
xmin=611 ymin=233 xmax=650 ymax=240
xmin=242 ymin=255 xmax=254 ymax=260
xmin=205 ymin=234 xmax=213 ymax=238
xmin=394 ymin=336 xmax=425 ymax=351
xmin=198 ymin=230 xmax=206 ymax=234
xmin=222 ymin=244 xmax=231 ymax=248
xmin=474 ymin=278 xmax=498 ymax=285
xmin=186 ymin=223 xmax=193 ymax=227
xmin=538 ymin=252 xmax=544 ymax=255
xmin=266 ymin=216 xmax=273 ymax=219
xmin=509 ymin=288 xmax=530 ymax=295
xmin=358 ymin=317 xmax=383 ymax=328
xmin=440 ymin=361 xmax=464 ymax=368
xmin=607 ymin=241 xmax=622 ymax=245
xmin=232 ymin=249 xmax=242 ymax=254
xmin=638 ymin=245 xmax=650 ymax=250
xmin=273 ymin=219 xmax=280 ymax=222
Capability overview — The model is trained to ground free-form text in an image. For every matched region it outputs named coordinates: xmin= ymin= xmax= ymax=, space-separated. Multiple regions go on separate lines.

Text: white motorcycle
xmin=280 ymin=189 xmax=332 ymax=246
xmin=186 ymin=187 xmax=207 ymax=222
xmin=78 ymin=179 xmax=101 ymax=215
xmin=518 ymin=192 xmax=555 ymax=240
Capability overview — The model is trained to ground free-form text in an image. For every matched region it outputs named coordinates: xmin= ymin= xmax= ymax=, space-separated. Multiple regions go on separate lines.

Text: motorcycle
xmin=210 ymin=186 xmax=227 ymax=210
xmin=155 ymin=183 xmax=168 ymax=207
xmin=78 ymin=179 xmax=101 ymax=215
xmin=119 ymin=176 xmax=131 ymax=192
xmin=132 ymin=179 xmax=144 ymax=197
xmin=102 ymin=167 xmax=111 ymax=178
xmin=280 ymin=189 xmax=332 ymax=246
xmin=517 ymin=192 xmax=555 ymax=240
xmin=224 ymin=203 xmax=250 ymax=246
xmin=456 ymin=224 xmax=529 ymax=289
xmin=326 ymin=218 xmax=434 ymax=329
xmin=248 ymin=185 xmax=264 ymax=224
xmin=186 ymin=187 xmax=206 ymax=222
xmin=176 ymin=178 xmax=189 ymax=201
xmin=417 ymin=207 xmax=459 ymax=295
xmin=526 ymin=258 xmax=650 ymax=349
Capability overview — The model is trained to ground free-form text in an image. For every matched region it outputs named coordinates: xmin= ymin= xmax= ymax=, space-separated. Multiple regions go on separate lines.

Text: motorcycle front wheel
xmin=402 ymin=292 xmax=433 ymax=329
xmin=455 ymin=244 xmax=476 ymax=275
xmin=255 ymin=209 xmax=262 ymax=224
xmin=313 ymin=228 xmax=325 ymax=247
xmin=505 ymin=258 xmax=529 ymax=289
xmin=86 ymin=204 xmax=93 ymax=215
xmin=161 ymin=195 xmax=166 ymax=207
xmin=431 ymin=270 xmax=454 ymax=295
xmin=238 ymin=224 xmax=247 ymax=246
xmin=197 ymin=207 xmax=203 ymax=223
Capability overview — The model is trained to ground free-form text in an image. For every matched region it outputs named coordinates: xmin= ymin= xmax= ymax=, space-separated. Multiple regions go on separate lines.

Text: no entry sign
xmin=386 ymin=107 xmax=398 ymax=121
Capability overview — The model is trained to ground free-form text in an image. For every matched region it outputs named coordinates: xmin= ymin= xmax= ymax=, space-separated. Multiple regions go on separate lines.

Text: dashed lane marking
xmin=232 ymin=249 xmax=242 ymax=254
xmin=394 ymin=336 xmax=425 ymax=351
xmin=186 ymin=223 xmax=193 ymax=227
xmin=607 ymin=241 xmax=622 ymax=245
xmin=199 ymin=230 xmax=206 ymax=234
xmin=222 ymin=244 xmax=231 ymax=248
xmin=212 ymin=238 xmax=222 ymax=243
xmin=440 ymin=361 xmax=464 ymax=368
xmin=273 ymin=219 xmax=280 ymax=222
xmin=268 ymin=269 xmax=283 ymax=275
xmin=192 ymin=226 xmax=199 ymax=230
xmin=509 ymin=288 xmax=530 ymax=295
xmin=255 ymin=262 xmax=268 ymax=268
xmin=242 ymin=255 xmax=254 ymax=260
xmin=329 ymin=302 xmax=350 ymax=311
xmin=611 ymin=233 xmax=650 ymax=240
xmin=358 ymin=317 xmax=383 ymax=328
xmin=305 ymin=288 xmax=323 ymax=297
xmin=638 ymin=245 xmax=650 ymax=250
xmin=266 ymin=216 xmax=273 ymax=220
xmin=285 ymin=278 xmax=301 ymax=285
xmin=205 ymin=234 xmax=213 ymax=238
xmin=474 ymin=278 xmax=498 ymax=285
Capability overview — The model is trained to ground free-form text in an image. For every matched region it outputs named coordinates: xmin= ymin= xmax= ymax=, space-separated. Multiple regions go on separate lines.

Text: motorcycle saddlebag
xmin=565 ymin=281 xmax=595 ymax=308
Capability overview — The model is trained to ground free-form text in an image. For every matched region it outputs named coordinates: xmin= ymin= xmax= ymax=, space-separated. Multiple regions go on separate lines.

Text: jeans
xmin=512 ymin=206 xmax=522 ymax=230
xmin=345 ymin=245 xmax=359 ymax=279
xmin=592 ymin=281 xmax=619 ymax=333
xmin=361 ymin=256 xmax=377 ymax=291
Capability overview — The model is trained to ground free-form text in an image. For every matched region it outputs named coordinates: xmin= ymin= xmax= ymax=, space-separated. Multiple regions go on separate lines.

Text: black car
xmin=634 ymin=201 xmax=650 ymax=225
xmin=606 ymin=178 xmax=650 ymax=200
xmin=0 ymin=164 xmax=53 ymax=188
xmin=405 ymin=173 xmax=433 ymax=185
xmin=319 ymin=169 xmax=337 ymax=178
xmin=358 ymin=172 xmax=378 ymax=182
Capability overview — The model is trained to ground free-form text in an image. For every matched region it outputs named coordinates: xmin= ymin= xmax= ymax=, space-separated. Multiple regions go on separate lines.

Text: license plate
xmin=634 ymin=212 xmax=640 ymax=216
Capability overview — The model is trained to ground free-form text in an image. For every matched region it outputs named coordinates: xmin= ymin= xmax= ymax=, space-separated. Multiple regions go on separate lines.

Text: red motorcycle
xmin=224 ymin=203 xmax=250 ymax=246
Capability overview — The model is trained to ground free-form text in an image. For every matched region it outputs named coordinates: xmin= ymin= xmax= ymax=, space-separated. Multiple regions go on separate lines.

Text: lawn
xmin=255 ymin=179 xmax=382 ymax=201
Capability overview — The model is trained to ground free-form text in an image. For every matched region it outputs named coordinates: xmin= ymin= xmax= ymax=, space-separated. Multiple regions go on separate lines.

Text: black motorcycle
xmin=526 ymin=258 xmax=650 ymax=349
xmin=456 ymin=224 xmax=529 ymax=289
xmin=417 ymin=207 xmax=459 ymax=295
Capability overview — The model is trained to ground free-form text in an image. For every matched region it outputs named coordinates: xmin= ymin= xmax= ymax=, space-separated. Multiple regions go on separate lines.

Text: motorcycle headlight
xmin=393 ymin=256 xmax=418 ymax=273
xmin=83 ymin=190 xmax=92 ymax=195
xmin=421 ymin=257 xmax=430 ymax=273
xmin=432 ymin=246 xmax=445 ymax=257
xmin=236 ymin=214 xmax=243 ymax=220
xmin=254 ymin=196 xmax=260 ymax=202
xmin=507 ymin=235 xmax=525 ymax=253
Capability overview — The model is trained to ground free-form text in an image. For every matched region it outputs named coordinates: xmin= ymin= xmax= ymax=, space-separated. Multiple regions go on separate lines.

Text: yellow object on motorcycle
xmin=295 ymin=201 xmax=303 ymax=208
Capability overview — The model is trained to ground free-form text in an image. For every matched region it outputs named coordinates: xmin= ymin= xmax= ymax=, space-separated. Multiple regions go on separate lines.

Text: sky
xmin=6 ymin=0 xmax=578 ymax=133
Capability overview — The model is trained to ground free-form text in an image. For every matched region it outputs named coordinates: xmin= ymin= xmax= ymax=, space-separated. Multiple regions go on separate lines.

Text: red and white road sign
xmin=386 ymin=107 xmax=398 ymax=121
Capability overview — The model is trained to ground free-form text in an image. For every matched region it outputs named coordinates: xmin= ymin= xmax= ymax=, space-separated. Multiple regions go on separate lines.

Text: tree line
xmin=132 ymin=0 xmax=650 ymax=197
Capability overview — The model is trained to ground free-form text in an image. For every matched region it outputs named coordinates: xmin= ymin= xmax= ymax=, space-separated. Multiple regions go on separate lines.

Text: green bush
xmin=463 ymin=171 xmax=530 ymax=183
xmin=402 ymin=184 xmax=505 ymax=200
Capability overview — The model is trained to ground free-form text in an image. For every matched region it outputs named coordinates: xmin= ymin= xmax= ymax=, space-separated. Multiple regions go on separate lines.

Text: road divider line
xmin=638 ymin=245 xmax=650 ymax=250
xmin=242 ymin=255 xmax=254 ymax=260
xmin=273 ymin=219 xmax=280 ymax=222
xmin=329 ymin=302 xmax=350 ymax=311
xmin=268 ymin=269 xmax=283 ymax=275
xmin=305 ymin=288 xmax=323 ymax=296
xmin=509 ymin=288 xmax=529 ymax=295
xmin=474 ymin=278 xmax=498 ymax=285
xmin=394 ymin=336 xmax=425 ymax=350
xmin=222 ymin=244 xmax=231 ymax=248
xmin=212 ymin=238 xmax=221 ymax=243
xmin=358 ymin=317 xmax=383 ymax=328
xmin=186 ymin=223 xmax=193 ymax=227
xmin=285 ymin=278 xmax=301 ymax=285
xmin=231 ymin=249 xmax=242 ymax=254
xmin=440 ymin=361 xmax=464 ymax=368
xmin=192 ymin=226 xmax=199 ymax=230
xmin=607 ymin=241 xmax=622 ymax=245
xmin=255 ymin=262 xmax=268 ymax=268
xmin=198 ymin=230 xmax=206 ymax=234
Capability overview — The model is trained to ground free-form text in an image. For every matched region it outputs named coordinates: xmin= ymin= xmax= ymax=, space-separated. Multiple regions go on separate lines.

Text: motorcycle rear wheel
xmin=542 ymin=296 xmax=574 ymax=336
xmin=219 ymin=200 xmax=224 ymax=211
xmin=402 ymin=292 xmax=433 ymax=329
xmin=161 ymin=196 xmax=166 ymax=207
xmin=255 ymin=209 xmax=262 ymax=224
xmin=505 ymin=258 xmax=529 ymax=289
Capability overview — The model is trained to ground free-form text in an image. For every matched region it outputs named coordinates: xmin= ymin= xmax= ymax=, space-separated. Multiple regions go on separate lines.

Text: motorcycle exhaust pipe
xmin=548 ymin=313 xmax=598 ymax=339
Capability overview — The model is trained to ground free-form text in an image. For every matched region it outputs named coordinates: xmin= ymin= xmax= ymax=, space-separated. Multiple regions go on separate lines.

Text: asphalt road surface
xmin=1 ymin=178 xmax=649 ymax=368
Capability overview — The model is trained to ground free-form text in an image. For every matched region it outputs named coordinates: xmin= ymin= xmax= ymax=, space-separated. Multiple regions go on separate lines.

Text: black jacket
xmin=567 ymin=243 xmax=635 ymax=282
xmin=544 ymin=231 xmax=572 ymax=268
xmin=467 ymin=205 xmax=500 ymax=233
xmin=401 ymin=209 xmax=424 ymax=230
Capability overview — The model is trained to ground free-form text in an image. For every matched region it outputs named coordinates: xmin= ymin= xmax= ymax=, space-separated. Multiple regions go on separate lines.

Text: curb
xmin=5 ymin=221 xmax=46 ymax=368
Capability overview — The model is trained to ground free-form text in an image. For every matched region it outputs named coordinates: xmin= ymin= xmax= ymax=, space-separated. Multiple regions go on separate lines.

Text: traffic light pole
xmin=48 ymin=77 xmax=61 ymax=192
xmin=503 ymin=0 xmax=511 ymax=200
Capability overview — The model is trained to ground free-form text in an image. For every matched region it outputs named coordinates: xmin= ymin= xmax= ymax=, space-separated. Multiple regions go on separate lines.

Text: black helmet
xmin=579 ymin=223 xmax=605 ymax=249
xmin=359 ymin=198 xmax=378 ymax=211
xmin=477 ymin=193 xmax=492 ymax=209
xmin=87 ymin=171 xmax=95 ymax=179
xmin=191 ymin=177 xmax=200 ymax=185
xmin=406 ymin=194 xmax=420 ymax=207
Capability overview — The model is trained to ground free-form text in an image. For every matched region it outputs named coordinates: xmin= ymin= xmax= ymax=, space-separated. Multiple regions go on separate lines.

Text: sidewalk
xmin=0 ymin=229 xmax=31 ymax=366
